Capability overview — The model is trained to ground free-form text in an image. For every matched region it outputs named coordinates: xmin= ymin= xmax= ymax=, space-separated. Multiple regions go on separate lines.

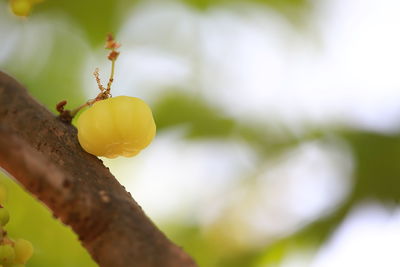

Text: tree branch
xmin=0 ymin=71 xmax=197 ymax=267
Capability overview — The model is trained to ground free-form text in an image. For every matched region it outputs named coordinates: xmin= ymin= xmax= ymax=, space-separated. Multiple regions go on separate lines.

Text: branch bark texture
xmin=0 ymin=71 xmax=197 ymax=267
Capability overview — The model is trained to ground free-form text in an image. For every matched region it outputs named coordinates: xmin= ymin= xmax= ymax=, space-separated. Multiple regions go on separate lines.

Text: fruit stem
xmin=56 ymin=33 xmax=120 ymax=123
xmin=69 ymin=101 xmax=90 ymax=117
xmin=106 ymin=58 xmax=116 ymax=95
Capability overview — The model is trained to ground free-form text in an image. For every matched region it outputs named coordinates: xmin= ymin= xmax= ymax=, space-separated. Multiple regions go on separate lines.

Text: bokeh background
xmin=1 ymin=0 xmax=400 ymax=266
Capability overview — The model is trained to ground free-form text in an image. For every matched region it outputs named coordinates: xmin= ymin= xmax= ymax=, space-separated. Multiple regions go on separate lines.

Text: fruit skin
xmin=14 ymin=239 xmax=33 ymax=264
xmin=0 ymin=244 xmax=15 ymax=266
xmin=0 ymin=209 xmax=9 ymax=227
xmin=77 ymin=96 xmax=156 ymax=158
xmin=10 ymin=0 xmax=32 ymax=17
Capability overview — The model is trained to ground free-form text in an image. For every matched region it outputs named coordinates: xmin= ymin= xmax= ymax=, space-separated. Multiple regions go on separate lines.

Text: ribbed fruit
xmin=77 ymin=96 xmax=156 ymax=158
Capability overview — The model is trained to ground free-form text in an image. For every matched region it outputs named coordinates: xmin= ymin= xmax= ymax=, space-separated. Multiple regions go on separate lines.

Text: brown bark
xmin=0 ymin=71 xmax=197 ymax=267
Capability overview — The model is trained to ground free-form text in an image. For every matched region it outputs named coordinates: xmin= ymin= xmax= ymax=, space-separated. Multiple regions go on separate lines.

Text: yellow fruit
xmin=0 ymin=208 xmax=9 ymax=227
xmin=14 ymin=239 xmax=33 ymax=264
xmin=76 ymin=96 xmax=156 ymax=158
xmin=0 ymin=244 xmax=15 ymax=265
xmin=9 ymin=0 xmax=32 ymax=17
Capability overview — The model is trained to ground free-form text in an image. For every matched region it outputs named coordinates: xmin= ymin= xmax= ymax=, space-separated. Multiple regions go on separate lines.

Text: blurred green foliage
xmin=182 ymin=0 xmax=311 ymax=16
xmin=35 ymin=0 xmax=137 ymax=46
xmin=1 ymin=0 xmax=400 ymax=266
xmin=1 ymin=23 xmax=88 ymax=113
xmin=346 ymin=132 xmax=400 ymax=202
xmin=153 ymin=90 xmax=236 ymax=138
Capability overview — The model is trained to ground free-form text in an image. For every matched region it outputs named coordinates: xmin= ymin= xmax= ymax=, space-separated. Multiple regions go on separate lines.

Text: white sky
xmin=311 ymin=203 xmax=400 ymax=267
